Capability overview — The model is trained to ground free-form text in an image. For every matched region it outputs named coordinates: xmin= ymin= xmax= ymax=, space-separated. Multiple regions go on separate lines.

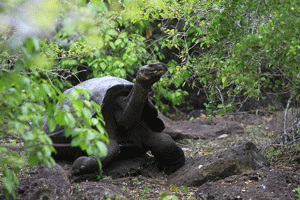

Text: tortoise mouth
xmin=139 ymin=63 xmax=166 ymax=77
xmin=136 ymin=63 xmax=166 ymax=87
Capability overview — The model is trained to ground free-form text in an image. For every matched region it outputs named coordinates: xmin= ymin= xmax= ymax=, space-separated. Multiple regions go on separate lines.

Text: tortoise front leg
xmin=71 ymin=139 xmax=120 ymax=175
xmin=143 ymin=132 xmax=185 ymax=174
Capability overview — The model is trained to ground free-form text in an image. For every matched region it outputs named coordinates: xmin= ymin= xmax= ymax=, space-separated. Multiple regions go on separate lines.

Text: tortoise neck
xmin=116 ymin=82 xmax=151 ymax=128
xmin=124 ymin=82 xmax=151 ymax=102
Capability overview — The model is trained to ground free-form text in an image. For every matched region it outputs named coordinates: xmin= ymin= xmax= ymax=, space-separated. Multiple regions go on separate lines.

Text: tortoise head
xmin=136 ymin=63 xmax=166 ymax=88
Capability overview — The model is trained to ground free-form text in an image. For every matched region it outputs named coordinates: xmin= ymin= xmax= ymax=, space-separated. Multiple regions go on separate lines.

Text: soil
xmin=1 ymin=109 xmax=300 ymax=199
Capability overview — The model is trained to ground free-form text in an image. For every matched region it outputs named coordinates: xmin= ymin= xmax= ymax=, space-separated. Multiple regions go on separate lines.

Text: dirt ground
xmin=62 ymin=109 xmax=300 ymax=199
xmin=114 ymin=109 xmax=300 ymax=199
xmin=1 ymin=109 xmax=300 ymax=199
xmin=107 ymin=108 xmax=300 ymax=199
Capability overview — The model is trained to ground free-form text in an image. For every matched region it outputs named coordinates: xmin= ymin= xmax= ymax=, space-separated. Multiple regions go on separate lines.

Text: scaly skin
xmin=115 ymin=63 xmax=165 ymax=129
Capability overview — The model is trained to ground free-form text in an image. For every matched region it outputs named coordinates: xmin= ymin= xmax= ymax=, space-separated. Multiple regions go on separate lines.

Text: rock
xmin=168 ymin=141 xmax=270 ymax=186
xmin=70 ymin=179 xmax=130 ymax=199
xmin=158 ymin=112 xmax=187 ymax=140
xmin=160 ymin=112 xmax=245 ymax=140
xmin=217 ymin=134 xmax=228 ymax=139
xmin=16 ymin=164 xmax=70 ymax=200
xmin=267 ymin=109 xmax=299 ymax=136
xmin=161 ymin=110 xmax=300 ymax=141
xmin=196 ymin=167 xmax=300 ymax=200
xmin=73 ymin=156 xmax=158 ymax=182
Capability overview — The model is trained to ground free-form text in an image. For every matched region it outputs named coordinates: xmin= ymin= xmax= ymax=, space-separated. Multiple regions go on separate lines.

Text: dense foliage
xmin=0 ymin=0 xmax=299 ymax=198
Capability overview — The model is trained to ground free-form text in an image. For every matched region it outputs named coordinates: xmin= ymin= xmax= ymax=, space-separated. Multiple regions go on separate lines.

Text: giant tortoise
xmin=44 ymin=63 xmax=185 ymax=175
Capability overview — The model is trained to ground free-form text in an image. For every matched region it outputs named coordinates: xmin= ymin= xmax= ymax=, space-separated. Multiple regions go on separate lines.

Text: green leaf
xmin=84 ymin=100 xmax=92 ymax=108
xmin=115 ymin=38 xmax=122 ymax=46
xmin=160 ymin=190 xmax=168 ymax=199
xmin=217 ymin=104 xmax=224 ymax=108
xmin=82 ymin=107 xmax=92 ymax=119
xmin=96 ymin=123 xmax=106 ymax=134
xmin=43 ymin=145 xmax=53 ymax=157
xmin=64 ymin=113 xmax=76 ymax=128
xmin=91 ymin=118 xmax=98 ymax=126
xmin=71 ymin=136 xmax=84 ymax=147
xmin=96 ymin=141 xmax=107 ymax=157
xmin=69 ymin=90 xmax=79 ymax=102
xmin=180 ymin=186 xmax=189 ymax=193
xmin=2 ymin=177 xmax=14 ymax=195
xmin=47 ymin=117 xmax=56 ymax=132
xmin=86 ymin=130 xmax=96 ymax=140
xmin=109 ymin=41 xmax=116 ymax=50
xmin=28 ymin=155 xmax=39 ymax=167
xmin=55 ymin=111 xmax=65 ymax=126
xmin=11 ymin=140 xmax=16 ymax=145
xmin=100 ymin=62 xmax=107 ymax=70
xmin=42 ymin=83 xmax=51 ymax=96
xmin=72 ymin=99 xmax=83 ymax=114
xmin=163 ymin=195 xmax=179 ymax=200
xmin=77 ymin=88 xmax=91 ymax=101
xmin=2 ymin=167 xmax=18 ymax=198
xmin=141 ymin=187 xmax=149 ymax=195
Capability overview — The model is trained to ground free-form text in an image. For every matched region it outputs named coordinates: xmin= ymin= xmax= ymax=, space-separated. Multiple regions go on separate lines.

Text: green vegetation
xmin=0 ymin=0 xmax=299 ymax=198
xmin=295 ymin=187 xmax=300 ymax=200
xmin=160 ymin=185 xmax=193 ymax=200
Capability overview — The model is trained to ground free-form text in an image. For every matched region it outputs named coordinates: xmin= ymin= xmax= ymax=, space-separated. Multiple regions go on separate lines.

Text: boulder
xmin=160 ymin=112 xmax=245 ymax=140
xmin=15 ymin=164 xmax=70 ymax=200
xmin=73 ymin=156 xmax=155 ymax=182
xmin=196 ymin=167 xmax=300 ymax=200
xmin=168 ymin=141 xmax=270 ymax=186
xmin=70 ymin=179 xmax=130 ymax=200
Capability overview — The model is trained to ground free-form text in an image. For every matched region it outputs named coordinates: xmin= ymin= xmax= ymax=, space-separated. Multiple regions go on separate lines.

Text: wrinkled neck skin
xmin=115 ymin=82 xmax=151 ymax=129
